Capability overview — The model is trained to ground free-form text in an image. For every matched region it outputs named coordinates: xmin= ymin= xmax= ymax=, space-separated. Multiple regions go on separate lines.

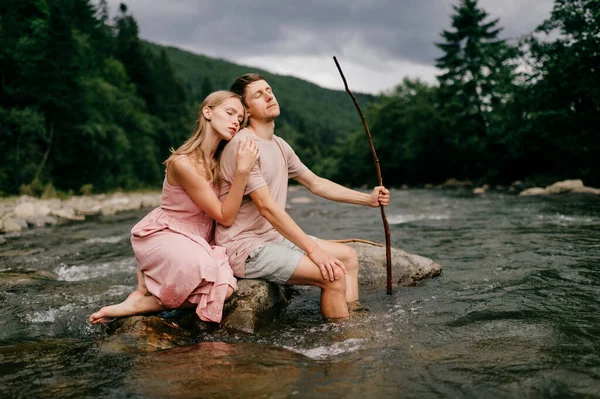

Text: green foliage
xmin=0 ymin=107 xmax=48 ymax=194
xmin=19 ymin=178 xmax=45 ymax=197
xmin=1 ymin=0 xmax=598 ymax=196
xmin=336 ymin=0 xmax=598 ymax=187
xmin=143 ymin=42 xmax=377 ymax=180
xmin=434 ymin=0 xmax=517 ymax=180
xmin=333 ymin=79 xmax=444 ymax=186
xmin=515 ymin=0 xmax=600 ymax=185
xmin=79 ymin=184 xmax=94 ymax=196
xmin=0 ymin=0 xmax=190 ymax=195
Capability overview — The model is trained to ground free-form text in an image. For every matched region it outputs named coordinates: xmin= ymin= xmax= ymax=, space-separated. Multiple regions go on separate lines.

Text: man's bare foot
xmin=88 ymin=290 xmax=163 ymax=324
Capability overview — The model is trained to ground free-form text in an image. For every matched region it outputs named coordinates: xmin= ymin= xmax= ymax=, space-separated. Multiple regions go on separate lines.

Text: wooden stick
xmin=333 ymin=56 xmax=393 ymax=295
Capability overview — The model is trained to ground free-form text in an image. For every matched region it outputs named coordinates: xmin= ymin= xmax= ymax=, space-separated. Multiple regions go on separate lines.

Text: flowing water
xmin=1 ymin=188 xmax=599 ymax=398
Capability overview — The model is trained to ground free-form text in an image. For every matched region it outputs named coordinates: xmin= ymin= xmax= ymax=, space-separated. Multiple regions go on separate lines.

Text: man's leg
xmin=286 ymin=255 xmax=349 ymax=319
xmin=314 ymin=240 xmax=359 ymax=303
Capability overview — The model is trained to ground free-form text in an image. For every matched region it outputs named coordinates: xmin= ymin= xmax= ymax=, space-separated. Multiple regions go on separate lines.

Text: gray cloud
xmin=102 ymin=0 xmax=555 ymax=92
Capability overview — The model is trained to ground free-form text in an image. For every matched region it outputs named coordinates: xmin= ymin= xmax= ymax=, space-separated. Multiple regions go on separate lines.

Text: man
xmin=216 ymin=73 xmax=390 ymax=319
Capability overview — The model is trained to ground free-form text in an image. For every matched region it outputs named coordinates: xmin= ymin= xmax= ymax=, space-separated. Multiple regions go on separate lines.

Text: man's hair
xmin=230 ymin=73 xmax=267 ymax=106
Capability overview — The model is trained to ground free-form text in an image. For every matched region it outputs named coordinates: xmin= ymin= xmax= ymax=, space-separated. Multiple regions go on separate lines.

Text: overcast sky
xmin=103 ymin=0 xmax=555 ymax=94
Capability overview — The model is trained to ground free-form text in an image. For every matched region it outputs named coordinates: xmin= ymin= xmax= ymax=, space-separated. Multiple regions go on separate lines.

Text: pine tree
xmin=114 ymin=3 xmax=155 ymax=111
xmin=435 ymin=0 xmax=515 ymax=178
xmin=518 ymin=0 xmax=600 ymax=185
xmin=200 ymin=76 xmax=214 ymax=99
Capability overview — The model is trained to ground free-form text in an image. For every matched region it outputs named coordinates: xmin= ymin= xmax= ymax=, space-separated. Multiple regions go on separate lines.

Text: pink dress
xmin=130 ymin=178 xmax=237 ymax=323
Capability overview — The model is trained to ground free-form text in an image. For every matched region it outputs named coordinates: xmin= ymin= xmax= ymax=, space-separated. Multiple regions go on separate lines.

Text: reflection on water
xmin=1 ymin=189 xmax=600 ymax=398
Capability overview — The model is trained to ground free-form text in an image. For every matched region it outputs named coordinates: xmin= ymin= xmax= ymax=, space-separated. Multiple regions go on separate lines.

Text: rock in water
xmin=102 ymin=279 xmax=292 ymax=351
xmin=0 ymin=269 xmax=58 ymax=288
xmin=126 ymin=342 xmax=306 ymax=397
xmin=221 ymin=279 xmax=291 ymax=334
xmin=103 ymin=315 xmax=197 ymax=352
xmin=102 ymin=243 xmax=440 ymax=349
xmin=345 ymin=241 xmax=442 ymax=287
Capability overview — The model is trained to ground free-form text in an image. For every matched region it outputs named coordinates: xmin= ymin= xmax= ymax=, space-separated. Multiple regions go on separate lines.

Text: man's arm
xmin=294 ymin=169 xmax=390 ymax=207
xmin=249 ymin=186 xmax=346 ymax=281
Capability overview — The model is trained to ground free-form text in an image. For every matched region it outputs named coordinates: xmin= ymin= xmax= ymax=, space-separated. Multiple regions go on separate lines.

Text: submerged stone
xmin=102 ymin=243 xmax=440 ymax=350
xmin=126 ymin=342 xmax=307 ymax=397
xmin=0 ymin=269 xmax=58 ymax=287
xmin=102 ymin=279 xmax=292 ymax=351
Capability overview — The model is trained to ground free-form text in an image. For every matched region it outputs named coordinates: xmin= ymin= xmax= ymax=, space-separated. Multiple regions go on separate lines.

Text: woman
xmin=89 ymin=91 xmax=259 ymax=324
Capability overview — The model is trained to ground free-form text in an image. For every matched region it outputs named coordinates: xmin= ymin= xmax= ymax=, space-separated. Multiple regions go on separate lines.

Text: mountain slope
xmin=144 ymin=42 xmax=378 ymax=174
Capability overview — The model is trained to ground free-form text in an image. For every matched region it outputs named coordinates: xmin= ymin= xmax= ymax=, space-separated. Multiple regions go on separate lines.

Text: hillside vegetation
xmin=144 ymin=42 xmax=377 ymax=176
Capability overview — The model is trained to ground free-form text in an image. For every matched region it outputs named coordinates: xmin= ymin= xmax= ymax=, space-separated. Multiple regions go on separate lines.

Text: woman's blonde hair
xmin=164 ymin=90 xmax=244 ymax=184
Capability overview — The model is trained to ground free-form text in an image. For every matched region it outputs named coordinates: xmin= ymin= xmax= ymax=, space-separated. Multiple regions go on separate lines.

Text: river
xmin=1 ymin=188 xmax=599 ymax=398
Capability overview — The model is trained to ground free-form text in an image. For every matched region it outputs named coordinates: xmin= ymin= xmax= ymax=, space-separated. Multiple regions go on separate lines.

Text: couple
xmin=89 ymin=73 xmax=390 ymax=324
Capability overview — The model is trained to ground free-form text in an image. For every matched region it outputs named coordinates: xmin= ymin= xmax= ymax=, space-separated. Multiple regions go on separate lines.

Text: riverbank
xmin=2 ymin=178 xmax=598 ymax=238
xmin=0 ymin=191 xmax=162 ymax=236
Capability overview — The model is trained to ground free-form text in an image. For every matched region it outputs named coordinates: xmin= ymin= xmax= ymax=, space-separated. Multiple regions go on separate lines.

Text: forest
xmin=1 ymin=0 xmax=598 ymax=196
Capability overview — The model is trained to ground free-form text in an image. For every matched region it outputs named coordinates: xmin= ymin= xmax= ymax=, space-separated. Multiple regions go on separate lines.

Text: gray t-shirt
xmin=216 ymin=128 xmax=308 ymax=277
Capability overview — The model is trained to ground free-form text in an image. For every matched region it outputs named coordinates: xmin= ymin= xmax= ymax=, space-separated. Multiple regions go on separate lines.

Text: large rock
xmin=519 ymin=187 xmax=548 ymax=196
xmin=14 ymin=203 xmax=36 ymax=219
xmin=140 ymin=194 xmax=161 ymax=208
xmin=519 ymin=180 xmax=600 ymax=196
xmin=346 ymin=241 xmax=442 ymax=287
xmin=125 ymin=342 xmax=306 ymax=397
xmin=64 ymin=197 xmax=102 ymax=216
xmin=50 ymin=207 xmax=85 ymax=221
xmin=0 ymin=269 xmax=58 ymax=288
xmin=104 ymin=315 xmax=197 ymax=352
xmin=103 ymin=243 xmax=441 ymax=351
xmin=221 ymin=279 xmax=291 ymax=333
xmin=573 ymin=186 xmax=600 ymax=195
xmin=1 ymin=218 xmax=23 ymax=233
xmin=26 ymin=215 xmax=58 ymax=228
xmin=0 ymin=192 xmax=162 ymax=234
xmin=545 ymin=179 xmax=584 ymax=194
xmin=104 ymin=279 xmax=292 ymax=351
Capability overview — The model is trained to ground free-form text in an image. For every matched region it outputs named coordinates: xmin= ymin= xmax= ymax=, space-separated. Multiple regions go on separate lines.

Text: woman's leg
xmin=137 ymin=268 xmax=150 ymax=295
xmin=88 ymin=290 xmax=165 ymax=324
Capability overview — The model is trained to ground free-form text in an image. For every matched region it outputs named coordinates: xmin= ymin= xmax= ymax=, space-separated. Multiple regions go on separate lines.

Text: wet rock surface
xmin=127 ymin=342 xmax=307 ymax=398
xmin=519 ymin=179 xmax=600 ymax=196
xmin=221 ymin=279 xmax=293 ymax=333
xmin=104 ymin=243 xmax=441 ymax=350
xmin=0 ymin=269 xmax=58 ymax=288
xmin=347 ymin=241 xmax=442 ymax=287
xmin=0 ymin=193 xmax=161 ymax=234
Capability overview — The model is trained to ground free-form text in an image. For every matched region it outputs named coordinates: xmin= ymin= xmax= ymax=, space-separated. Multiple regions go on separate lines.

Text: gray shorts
xmin=244 ymin=236 xmax=317 ymax=284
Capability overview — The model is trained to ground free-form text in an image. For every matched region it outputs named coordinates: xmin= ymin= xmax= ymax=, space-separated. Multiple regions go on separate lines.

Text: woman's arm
xmin=170 ymin=139 xmax=259 ymax=226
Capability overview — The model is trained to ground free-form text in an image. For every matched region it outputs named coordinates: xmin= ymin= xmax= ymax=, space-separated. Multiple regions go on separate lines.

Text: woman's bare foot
xmin=88 ymin=290 xmax=164 ymax=324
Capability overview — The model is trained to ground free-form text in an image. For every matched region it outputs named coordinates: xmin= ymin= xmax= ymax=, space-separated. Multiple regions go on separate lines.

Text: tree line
xmin=1 ymin=0 xmax=598 ymax=197
xmin=1 ymin=0 xmax=190 ymax=196
xmin=331 ymin=0 xmax=600 ymax=188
